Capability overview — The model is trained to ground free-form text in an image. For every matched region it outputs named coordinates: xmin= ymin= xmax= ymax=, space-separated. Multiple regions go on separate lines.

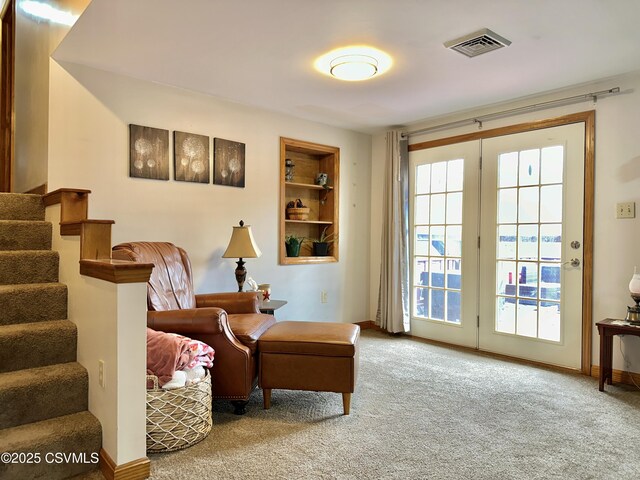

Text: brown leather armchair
xmin=112 ymin=241 xmax=276 ymax=414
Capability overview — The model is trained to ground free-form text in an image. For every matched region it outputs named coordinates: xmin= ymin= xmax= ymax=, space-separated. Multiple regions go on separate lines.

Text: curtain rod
xmin=403 ymin=87 xmax=620 ymax=138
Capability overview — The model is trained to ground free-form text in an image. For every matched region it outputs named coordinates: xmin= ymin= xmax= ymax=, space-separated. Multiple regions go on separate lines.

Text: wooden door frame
xmin=409 ymin=110 xmax=596 ymax=375
xmin=0 ymin=0 xmax=15 ymax=192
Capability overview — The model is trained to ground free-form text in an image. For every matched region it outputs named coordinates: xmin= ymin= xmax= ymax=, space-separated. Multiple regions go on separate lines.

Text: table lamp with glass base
xmin=626 ymin=267 xmax=640 ymax=324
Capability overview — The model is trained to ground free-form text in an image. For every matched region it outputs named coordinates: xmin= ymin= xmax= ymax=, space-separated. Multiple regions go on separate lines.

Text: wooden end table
xmin=596 ymin=318 xmax=640 ymax=391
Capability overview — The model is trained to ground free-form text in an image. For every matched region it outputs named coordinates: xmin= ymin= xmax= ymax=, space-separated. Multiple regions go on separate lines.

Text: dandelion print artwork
xmin=174 ymin=131 xmax=210 ymax=183
xmin=214 ymin=138 xmax=245 ymax=188
xmin=129 ymin=124 xmax=169 ymax=180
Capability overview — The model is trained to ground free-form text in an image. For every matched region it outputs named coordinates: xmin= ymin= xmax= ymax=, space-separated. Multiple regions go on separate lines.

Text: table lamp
xmin=627 ymin=267 xmax=640 ymax=323
xmin=222 ymin=220 xmax=262 ymax=292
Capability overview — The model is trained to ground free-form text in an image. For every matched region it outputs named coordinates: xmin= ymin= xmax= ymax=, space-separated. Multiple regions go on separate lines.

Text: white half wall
xmin=370 ymin=71 xmax=640 ymax=374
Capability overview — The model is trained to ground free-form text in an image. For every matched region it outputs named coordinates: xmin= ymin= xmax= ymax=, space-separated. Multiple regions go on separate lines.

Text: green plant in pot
xmin=311 ymin=226 xmax=337 ymax=256
xmin=285 ymin=234 xmax=304 ymax=257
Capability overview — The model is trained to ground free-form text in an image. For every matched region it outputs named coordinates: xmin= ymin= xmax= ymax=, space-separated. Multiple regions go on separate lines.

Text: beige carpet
xmin=90 ymin=329 xmax=637 ymax=480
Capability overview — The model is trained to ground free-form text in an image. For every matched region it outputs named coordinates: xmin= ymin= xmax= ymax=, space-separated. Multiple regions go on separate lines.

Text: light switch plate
xmin=616 ymin=202 xmax=636 ymax=219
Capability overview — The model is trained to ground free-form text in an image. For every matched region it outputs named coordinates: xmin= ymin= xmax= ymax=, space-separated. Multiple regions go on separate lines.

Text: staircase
xmin=0 ymin=193 xmax=102 ymax=479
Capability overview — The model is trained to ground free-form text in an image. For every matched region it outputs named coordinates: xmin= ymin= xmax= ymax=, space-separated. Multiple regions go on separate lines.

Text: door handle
xmin=562 ymin=258 xmax=580 ymax=267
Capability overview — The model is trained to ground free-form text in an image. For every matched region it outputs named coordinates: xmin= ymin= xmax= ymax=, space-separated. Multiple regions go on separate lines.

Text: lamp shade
xmin=222 ymin=221 xmax=262 ymax=259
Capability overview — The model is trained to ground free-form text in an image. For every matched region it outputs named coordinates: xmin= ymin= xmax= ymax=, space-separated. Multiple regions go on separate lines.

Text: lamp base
xmin=235 ymin=258 xmax=246 ymax=292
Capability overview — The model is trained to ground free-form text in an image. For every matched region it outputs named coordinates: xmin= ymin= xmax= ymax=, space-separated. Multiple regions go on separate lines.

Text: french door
xmin=410 ymin=122 xmax=587 ymax=369
xmin=409 ymin=141 xmax=480 ymax=348
xmin=478 ymin=123 xmax=585 ymax=368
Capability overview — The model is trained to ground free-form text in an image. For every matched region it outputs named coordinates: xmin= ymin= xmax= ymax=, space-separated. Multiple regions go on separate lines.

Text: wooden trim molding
xmin=591 ymin=365 xmax=640 ymax=389
xmin=80 ymin=259 xmax=153 ymax=284
xmin=99 ymin=448 xmax=150 ymax=480
xmin=408 ymin=111 xmax=596 ymax=376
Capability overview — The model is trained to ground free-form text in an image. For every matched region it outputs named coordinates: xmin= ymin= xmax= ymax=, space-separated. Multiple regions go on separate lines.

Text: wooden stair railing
xmin=43 ymin=188 xmax=153 ymax=284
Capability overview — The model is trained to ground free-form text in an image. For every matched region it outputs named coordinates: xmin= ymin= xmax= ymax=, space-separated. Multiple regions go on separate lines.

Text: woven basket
xmin=287 ymin=207 xmax=310 ymax=220
xmin=146 ymin=371 xmax=212 ymax=453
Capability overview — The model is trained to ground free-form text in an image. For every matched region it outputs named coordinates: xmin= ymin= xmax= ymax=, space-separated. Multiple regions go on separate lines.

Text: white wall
xmin=370 ymin=71 xmax=640 ymax=374
xmin=48 ymin=60 xmax=372 ymax=325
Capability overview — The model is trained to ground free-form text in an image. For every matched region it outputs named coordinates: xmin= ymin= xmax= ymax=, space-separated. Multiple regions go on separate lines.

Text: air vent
xmin=444 ymin=28 xmax=511 ymax=58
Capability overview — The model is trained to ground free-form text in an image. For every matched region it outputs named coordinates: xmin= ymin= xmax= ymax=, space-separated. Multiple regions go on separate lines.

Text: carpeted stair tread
xmin=0 ymin=320 xmax=76 ymax=373
xmin=0 ymin=362 xmax=88 ymax=430
xmin=0 ymin=283 xmax=67 ymax=326
xmin=0 ymin=193 xmax=44 ymax=221
xmin=0 ymin=220 xmax=52 ymax=250
xmin=0 ymin=250 xmax=59 ymax=285
xmin=0 ymin=411 xmax=102 ymax=480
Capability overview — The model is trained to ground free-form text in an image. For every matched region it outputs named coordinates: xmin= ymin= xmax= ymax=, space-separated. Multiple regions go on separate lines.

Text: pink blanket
xmin=146 ymin=328 xmax=191 ymax=387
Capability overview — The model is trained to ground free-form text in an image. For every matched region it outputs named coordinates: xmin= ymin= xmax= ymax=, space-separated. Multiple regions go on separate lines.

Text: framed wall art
xmin=129 ymin=124 xmax=170 ymax=180
xmin=213 ymin=138 xmax=245 ymax=188
xmin=174 ymin=131 xmax=210 ymax=183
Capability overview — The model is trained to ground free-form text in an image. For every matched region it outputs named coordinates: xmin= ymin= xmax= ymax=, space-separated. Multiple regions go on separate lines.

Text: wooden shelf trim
xmin=282 ymin=255 xmax=338 ymax=265
xmin=285 ymin=219 xmax=333 ymax=225
xmin=80 ymin=259 xmax=153 ymax=284
xmin=285 ymin=182 xmax=334 ymax=191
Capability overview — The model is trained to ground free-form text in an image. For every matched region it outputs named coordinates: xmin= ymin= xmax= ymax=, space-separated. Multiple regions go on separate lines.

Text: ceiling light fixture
xmin=315 ymin=46 xmax=392 ymax=82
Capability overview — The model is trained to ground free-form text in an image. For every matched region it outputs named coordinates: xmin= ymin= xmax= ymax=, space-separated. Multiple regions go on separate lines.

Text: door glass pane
xmin=414 ymin=258 xmax=429 ymax=286
xmin=519 ymin=149 xmax=540 ymax=186
xmin=497 ymin=225 xmax=517 ymax=259
xmin=414 ymin=287 xmax=429 ymax=317
xmin=538 ymin=301 xmax=561 ymax=341
xmin=540 ymin=185 xmax=563 ymax=222
xmin=517 ymin=261 xmax=538 ymax=298
xmin=498 ymin=189 xmax=517 ymax=223
xmin=412 ymin=158 xmax=464 ymax=325
xmin=540 ymin=263 xmax=561 ymax=301
xmin=541 ymin=146 xmax=563 ymax=184
xmin=516 ymin=299 xmax=537 ymax=337
xmin=518 ymin=187 xmax=539 ymax=223
xmin=415 ymin=195 xmax=430 ymax=224
xmin=416 ymin=164 xmax=431 ymax=194
xmin=517 ymin=225 xmax=538 ymax=261
xmin=446 ymin=192 xmax=463 ymax=224
xmin=447 ymin=159 xmax=464 ymax=191
xmin=447 ymin=290 xmax=461 ymax=324
xmin=430 ymin=226 xmax=445 ymax=256
xmin=430 ymin=289 xmax=445 ymax=320
xmin=497 ymin=261 xmax=516 ymax=296
xmin=498 ymin=151 xmax=518 ymax=187
xmin=415 ymin=226 xmax=429 ymax=256
xmin=496 ymin=297 xmax=516 ymax=334
xmin=431 ymin=194 xmax=446 ymax=224
xmin=540 ymin=224 xmax=562 ymax=261
xmin=446 ymin=225 xmax=462 ymax=257
xmin=431 ymin=162 xmax=447 ymax=193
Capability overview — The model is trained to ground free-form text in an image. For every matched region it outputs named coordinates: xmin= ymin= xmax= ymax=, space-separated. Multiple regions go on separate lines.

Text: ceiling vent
xmin=444 ymin=28 xmax=511 ymax=58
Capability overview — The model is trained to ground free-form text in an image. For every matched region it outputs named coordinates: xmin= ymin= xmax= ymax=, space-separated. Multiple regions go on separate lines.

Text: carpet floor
xmin=90 ymin=329 xmax=640 ymax=479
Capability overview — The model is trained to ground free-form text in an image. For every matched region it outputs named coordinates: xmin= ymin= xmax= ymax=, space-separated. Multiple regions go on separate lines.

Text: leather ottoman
xmin=258 ymin=321 xmax=360 ymax=415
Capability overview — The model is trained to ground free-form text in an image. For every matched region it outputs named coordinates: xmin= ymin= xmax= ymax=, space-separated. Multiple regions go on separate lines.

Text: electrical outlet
xmin=321 ymin=291 xmax=328 ymax=303
xmin=616 ymin=202 xmax=635 ymax=219
xmin=98 ymin=360 xmax=105 ymax=388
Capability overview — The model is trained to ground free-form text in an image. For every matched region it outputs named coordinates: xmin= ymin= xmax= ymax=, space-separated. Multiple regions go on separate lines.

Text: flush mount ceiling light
xmin=315 ymin=46 xmax=392 ymax=81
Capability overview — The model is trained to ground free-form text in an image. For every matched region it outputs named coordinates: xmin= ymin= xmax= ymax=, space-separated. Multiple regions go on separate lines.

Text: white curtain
xmin=376 ymin=130 xmax=410 ymax=333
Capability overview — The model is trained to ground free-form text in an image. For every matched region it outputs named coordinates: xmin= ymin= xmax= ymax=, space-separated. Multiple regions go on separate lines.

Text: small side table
xmin=259 ymin=299 xmax=287 ymax=316
xmin=596 ymin=318 xmax=640 ymax=391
